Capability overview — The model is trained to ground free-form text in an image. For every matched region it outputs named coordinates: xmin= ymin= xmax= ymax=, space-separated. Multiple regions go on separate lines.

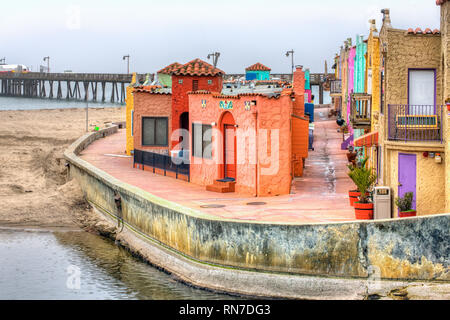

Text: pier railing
xmin=387 ymin=104 xmax=443 ymax=142
xmin=133 ymin=149 xmax=190 ymax=181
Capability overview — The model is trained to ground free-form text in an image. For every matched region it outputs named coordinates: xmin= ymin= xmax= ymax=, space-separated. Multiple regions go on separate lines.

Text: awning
xmin=354 ymin=131 xmax=378 ymax=147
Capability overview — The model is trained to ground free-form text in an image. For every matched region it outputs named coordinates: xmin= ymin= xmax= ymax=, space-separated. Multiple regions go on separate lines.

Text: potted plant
xmin=347 ymin=157 xmax=377 ymax=219
xmin=395 ymin=192 xmax=416 ymax=217
xmin=347 ymin=157 xmax=370 ymax=207
xmin=346 ymin=145 xmax=357 ymax=163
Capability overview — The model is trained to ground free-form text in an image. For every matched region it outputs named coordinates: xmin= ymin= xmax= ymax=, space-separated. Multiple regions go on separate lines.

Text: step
xmin=206 ymin=179 xmax=236 ymax=193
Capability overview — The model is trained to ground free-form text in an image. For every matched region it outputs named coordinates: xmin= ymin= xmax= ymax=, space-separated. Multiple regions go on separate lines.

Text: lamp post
xmin=0 ymin=57 xmax=5 ymax=65
xmin=207 ymin=52 xmax=220 ymax=67
xmin=123 ymin=55 xmax=130 ymax=74
xmin=285 ymin=49 xmax=294 ymax=78
xmin=43 ymin=56 xmax=50 ymax=73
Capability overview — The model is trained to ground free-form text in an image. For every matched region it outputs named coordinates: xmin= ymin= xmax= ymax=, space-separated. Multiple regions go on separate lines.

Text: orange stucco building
xmin=131 ymin=61 xmax=309 ymax=197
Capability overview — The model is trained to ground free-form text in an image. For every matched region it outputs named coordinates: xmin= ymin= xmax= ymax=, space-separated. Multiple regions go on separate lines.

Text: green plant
xmin=347 ymin=156 xmax=377 ymax=203
xmin=395 ymin=192 xmax=414 ymax=212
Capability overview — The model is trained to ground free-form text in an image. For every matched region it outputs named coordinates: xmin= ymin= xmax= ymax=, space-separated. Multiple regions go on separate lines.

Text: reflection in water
xmin=0 ymin=229 xmax=240 ymax=300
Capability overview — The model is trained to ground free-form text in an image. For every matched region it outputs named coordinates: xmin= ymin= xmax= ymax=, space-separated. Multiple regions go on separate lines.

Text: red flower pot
xmin=354 ymin=202 xmax=374 ymax=220
xmin=399 ymin=210 xmax=416 ymax=218
xmin=348 ymin=190 xmax=370 ymax=207
xmin=348 ymin=190 xmax=359 ymax=206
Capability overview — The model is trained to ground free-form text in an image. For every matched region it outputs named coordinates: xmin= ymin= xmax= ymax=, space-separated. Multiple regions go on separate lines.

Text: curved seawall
xmin=64 ymin=126 xmax=450 ymax=298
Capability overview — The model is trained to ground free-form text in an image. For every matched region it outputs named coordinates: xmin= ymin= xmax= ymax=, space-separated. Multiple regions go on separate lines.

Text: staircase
xmin=206 ymin=178 xmax=236 ymax=193
xmin=341 ymin=133 xmax=353 ymax=150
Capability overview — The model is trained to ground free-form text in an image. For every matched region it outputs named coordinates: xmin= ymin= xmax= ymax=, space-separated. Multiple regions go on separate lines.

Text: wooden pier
xmin=0 ymin=72 xmax=148 ymax=103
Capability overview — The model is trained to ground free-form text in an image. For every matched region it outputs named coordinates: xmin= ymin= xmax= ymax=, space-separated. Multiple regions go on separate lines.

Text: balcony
xmin=350 ymin=93 xmax=371 ymax=128
xmin=330 ymin=80 xmax=341 ymax=95
xmin=387 ymin=105 xmax=443 ymax=142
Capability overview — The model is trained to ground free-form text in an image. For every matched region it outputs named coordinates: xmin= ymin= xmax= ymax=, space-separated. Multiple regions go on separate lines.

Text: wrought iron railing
xmin=133 ymin=149 xmax=190 ymax=181
xmin=387 ymin=105 xmax=443 ymax=142
xmin=330 ymin=80 xmax=341 ymax=94
xmin=350 ymin=93 xmax=371 ymax=126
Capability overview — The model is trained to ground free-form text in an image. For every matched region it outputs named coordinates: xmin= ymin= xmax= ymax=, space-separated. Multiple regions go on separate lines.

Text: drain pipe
xmin=254 ymin=110 xmax=258 ymax=197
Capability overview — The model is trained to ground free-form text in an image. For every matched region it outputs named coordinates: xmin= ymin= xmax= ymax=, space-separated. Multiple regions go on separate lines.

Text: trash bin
xmin=373 ymin=187 xmax=391 ymax=219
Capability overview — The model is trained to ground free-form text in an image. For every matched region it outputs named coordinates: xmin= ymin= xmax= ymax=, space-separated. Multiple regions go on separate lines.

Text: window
xmin=142 ymin=117 xmax=168 ymax=146
xmin=192 ymin=123 xmax=212 ymax=159
xmin=192 ymin=80 xmax=199 ymax=91
xmin=208 ymin=80 xmax=213 ymax=85
xmin=178 ymin=79 xmax=183 ymax=84
xmin=408 ymin=69 xmax=435 ymax=114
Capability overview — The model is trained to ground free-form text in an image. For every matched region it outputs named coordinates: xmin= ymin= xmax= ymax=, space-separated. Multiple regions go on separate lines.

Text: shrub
xmin=395 ymin=192 xmax=414 ymax=212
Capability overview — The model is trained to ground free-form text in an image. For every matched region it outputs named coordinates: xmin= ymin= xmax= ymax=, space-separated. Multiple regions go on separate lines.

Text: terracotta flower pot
xmin=348 ymin=190 xmax=360 ymax=206
xmin=399 ymin=210 xmax=416 ymax=218
xmin=347 ymin=152 xmax=357 ymax=162
xmin=354 ymin=202 xmax=374 ymax=220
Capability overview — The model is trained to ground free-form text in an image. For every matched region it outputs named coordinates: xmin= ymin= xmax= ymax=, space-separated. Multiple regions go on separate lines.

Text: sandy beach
xmin=0 ymin=106 xmax=126 ymax=229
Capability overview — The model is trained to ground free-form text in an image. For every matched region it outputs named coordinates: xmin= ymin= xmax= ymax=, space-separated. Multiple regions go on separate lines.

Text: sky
xmin=0 ymin=0 xmax=441 ymax=74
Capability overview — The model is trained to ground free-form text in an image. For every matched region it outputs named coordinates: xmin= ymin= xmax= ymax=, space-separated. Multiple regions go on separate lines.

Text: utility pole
xmin=86 ymin=86 xmax=89 ymax=132
xmin=123 ymin=55 xmax=130 ymax=74
xmin=285 ymin=49 xmax=294 ymax=78
xmin=207 ymin=52 xmax=220 ymax=67
xmin=43 ymin=56 xmax=50 ymax=72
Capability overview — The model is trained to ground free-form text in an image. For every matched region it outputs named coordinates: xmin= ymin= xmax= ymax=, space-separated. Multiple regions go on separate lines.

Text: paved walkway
xmin=80 ymin=107 xmax=355 ymax=224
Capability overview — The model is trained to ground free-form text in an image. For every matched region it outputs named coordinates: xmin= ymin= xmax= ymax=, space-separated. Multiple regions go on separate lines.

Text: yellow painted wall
xmin=366 ymin=32 xmax=380 ymax=132
xmin=384 ymin=146 xmax=445 ymax=216
xmin=125 ymin=73 xmax=137 ymax=155
xmin=440 ymin=2 xmax=450 ymax=212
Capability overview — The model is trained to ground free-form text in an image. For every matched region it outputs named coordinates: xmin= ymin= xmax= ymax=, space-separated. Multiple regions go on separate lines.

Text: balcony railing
xmin=350 ymin=93 xmax=371 ymax=127
xmin=387 ymin=105 xmax=443 ymax=142
xmin=330 ymin=80 xmax=341 ymax=95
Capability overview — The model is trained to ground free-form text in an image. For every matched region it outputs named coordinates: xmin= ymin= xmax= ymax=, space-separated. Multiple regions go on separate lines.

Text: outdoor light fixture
xmin=207 ymin=52 xmax=220 ymax=67
xmin=123 ymin=55 xmax=130 ymax=74
xmin=285 ymin=49 xmax=295 ymax=76
xmin=43 ymin=56 xmax=50 ymax=73
xmin=211 ymin=122 xmax=217 ymax=126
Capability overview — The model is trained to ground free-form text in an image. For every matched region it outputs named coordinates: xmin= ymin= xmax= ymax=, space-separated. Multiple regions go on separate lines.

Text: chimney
xmin=369 ymin=19 xmax=377 ymax=33
xmin=381 ymin=8 xmax=392 ymax=28
xmin=292 ymin=66 xmax=305 ymax=116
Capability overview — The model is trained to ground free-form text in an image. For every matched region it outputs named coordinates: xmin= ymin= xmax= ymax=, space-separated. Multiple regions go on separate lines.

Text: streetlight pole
xmin=207 ymin=52 xmax=220 ymax=67
xmin=123 ymin=55 xmax=130 ymax=74
xmin=43 ymin=56 xmax=50 ymax=72
xmin=285 ymin=49 xmax=294 ymax=78
xmin=86 ymin=85 xmax=89 ymax=132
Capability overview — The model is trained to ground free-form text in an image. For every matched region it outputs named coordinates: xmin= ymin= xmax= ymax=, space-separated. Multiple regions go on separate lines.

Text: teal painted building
xmin=245 ymin=62 xmax=271 ymax=81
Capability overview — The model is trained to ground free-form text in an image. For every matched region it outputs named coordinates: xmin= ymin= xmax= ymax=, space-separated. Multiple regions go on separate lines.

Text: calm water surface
xmin=0 ymin=229 xmax=240 ymax=300
xmin=0 ymin=97 xmax=240 ymax=300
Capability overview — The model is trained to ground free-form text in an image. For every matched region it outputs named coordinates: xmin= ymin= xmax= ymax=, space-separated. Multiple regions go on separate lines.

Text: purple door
xmin=398 ymin=153 xmax=416 ymax=210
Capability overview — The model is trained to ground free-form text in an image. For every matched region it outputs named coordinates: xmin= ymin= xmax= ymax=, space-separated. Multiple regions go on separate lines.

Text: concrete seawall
xmin=64 ymin=127 xmax=450 ymax=298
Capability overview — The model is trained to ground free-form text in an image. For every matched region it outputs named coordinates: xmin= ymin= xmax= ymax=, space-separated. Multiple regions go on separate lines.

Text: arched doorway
xmin=179 ymin=112 xmax=189 ymax=149
xmin=220 ymin=112 xmax=236 ymax=180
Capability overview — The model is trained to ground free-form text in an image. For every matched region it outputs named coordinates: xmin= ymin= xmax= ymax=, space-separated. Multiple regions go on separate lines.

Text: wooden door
xmin=224 ymin=124 xmax=236 ymax=179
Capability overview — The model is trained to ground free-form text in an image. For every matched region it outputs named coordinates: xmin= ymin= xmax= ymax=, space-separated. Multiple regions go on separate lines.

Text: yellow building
xmin=125 ymin=73 xmax=137 ymax=155
xmin=376 ymin=8 xmax=446 ymax=216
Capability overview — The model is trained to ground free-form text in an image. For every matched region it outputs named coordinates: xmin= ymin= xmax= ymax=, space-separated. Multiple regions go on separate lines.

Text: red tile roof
xmin=245 ymin=62 xmax=271 ymax=71
xmin=157 ymin=62 xmax=183 ymax=75
xmin=407 ymin=27 xmax=440 ymax=34
xmin=171 ymin=58 xmax=225 ymax=76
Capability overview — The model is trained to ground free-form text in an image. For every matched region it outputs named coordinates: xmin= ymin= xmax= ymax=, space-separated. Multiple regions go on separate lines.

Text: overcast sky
xmin=0 ymin=0 xmax=441 ymax=74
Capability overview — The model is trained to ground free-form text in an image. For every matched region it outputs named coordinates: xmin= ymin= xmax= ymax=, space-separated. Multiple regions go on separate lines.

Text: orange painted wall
xmin=291 ymin=115 xmax=309 ymax=176
xmin=133 ymin=91 xmax=173 ymax=154
xmin=188 ymin=92 xmax=294 ymax=196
